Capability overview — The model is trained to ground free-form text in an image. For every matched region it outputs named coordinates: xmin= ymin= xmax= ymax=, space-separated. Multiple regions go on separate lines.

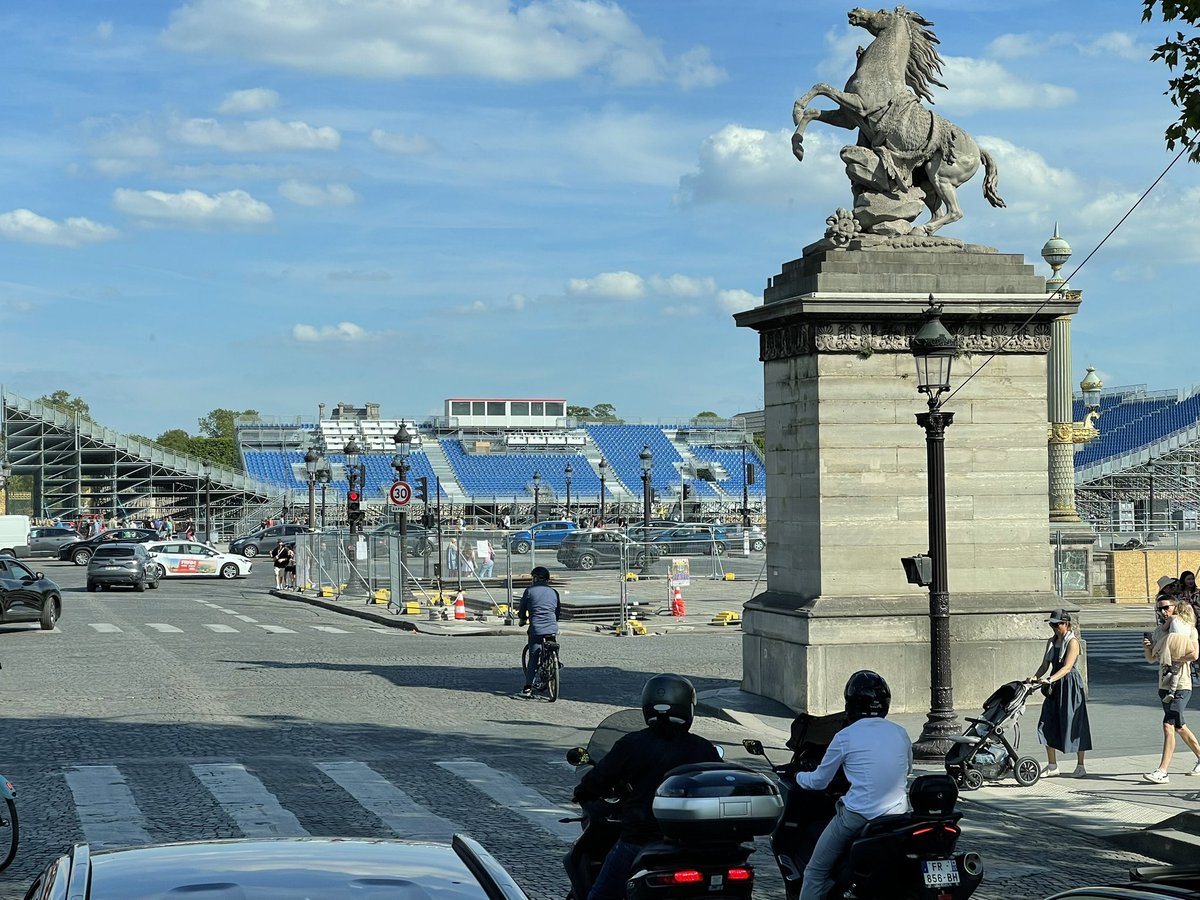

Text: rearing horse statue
xmin=792 ymin=6 xmax=1004 ymax=238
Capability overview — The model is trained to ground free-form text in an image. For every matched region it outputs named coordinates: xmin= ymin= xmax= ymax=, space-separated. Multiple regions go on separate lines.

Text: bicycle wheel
xmin=521 ymin=644 xmax=529 ymax=673
xmin=0 ymin=797 xmax=17 ymax=872
xmin=545 ymin=652 xmax=559 ymax=702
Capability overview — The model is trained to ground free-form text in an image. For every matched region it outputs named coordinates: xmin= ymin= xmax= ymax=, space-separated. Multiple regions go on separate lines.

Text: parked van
xmin=0 ymin=514 xmax=31 ymax=557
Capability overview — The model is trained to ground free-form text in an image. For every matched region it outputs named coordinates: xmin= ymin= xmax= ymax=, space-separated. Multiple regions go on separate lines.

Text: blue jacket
xmin=518 ymin=583 xmax=561 ymax=635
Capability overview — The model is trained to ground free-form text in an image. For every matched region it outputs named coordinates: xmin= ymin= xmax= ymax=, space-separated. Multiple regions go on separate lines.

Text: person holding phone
xmin=1143 ymin=597 xmax=1200 ymax=783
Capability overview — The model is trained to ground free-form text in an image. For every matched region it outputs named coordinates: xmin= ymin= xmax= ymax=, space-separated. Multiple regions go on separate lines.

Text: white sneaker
xmin=1144 ymin=770 xmax=1170 ymax=784
xmin=1042 ymin=765 xmax=1059 ymax=777
xmin=1069 ymin=765 xmax=1087 ymax=778
xmin=1190 ymin=760 xmax=1200 ymax=776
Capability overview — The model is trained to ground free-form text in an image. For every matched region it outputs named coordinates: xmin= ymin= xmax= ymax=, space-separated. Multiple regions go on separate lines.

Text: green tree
xmin=38 ymin=390 xmax=91 ymax=419
xmin=567 ymin=405 xmax=593 ymax=419
xmin=1143 ymin=0 xmax=1200 ymax=160
xmin=198 ymin=408 xmax=259 ymax=439
xmin=590 ymin=403 xmax=622 ymax=423
xmin=153 ymin=429 xmax=197 ymax=456
xmin=693 ymin=410 xmax=721 ymax=422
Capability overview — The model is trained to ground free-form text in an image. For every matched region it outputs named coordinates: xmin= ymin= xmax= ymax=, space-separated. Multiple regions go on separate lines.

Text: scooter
xmin=562 ymin=709 xmax=783 ymax=900
xmin=743 ymin=713 xmax=984 ymax=900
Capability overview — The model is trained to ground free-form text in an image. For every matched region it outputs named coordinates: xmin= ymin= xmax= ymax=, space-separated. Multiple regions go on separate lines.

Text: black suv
xmin=368 ymin=522 xmax=437 ymax=557
xmin=557 ymin=530 xmax=660 ymax=571
xmin=86 ymin=544 xmax=161 ymax=592
xmin=57 ymin=528 xmax=161 ymax=566
xmin=0 ymin=556 xmax=62 ymax=629
xmin=229 ymin=524 xmax=312 ymax=558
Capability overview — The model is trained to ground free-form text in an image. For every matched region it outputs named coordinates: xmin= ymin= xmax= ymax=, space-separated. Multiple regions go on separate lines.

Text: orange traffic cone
xmin=454 ymin=589 xmax=468 ymax=620
xmin=671 ymin=585 xmax=686 ymax=617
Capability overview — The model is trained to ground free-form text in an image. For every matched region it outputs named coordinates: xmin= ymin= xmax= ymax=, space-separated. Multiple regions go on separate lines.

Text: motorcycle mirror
xmin=714 ymin=744 xmax=725 ymax=759
xmin=565 ymin=747 xmax=589 ymax=766
xmin=741 ymin=739 xmax=765 ymax=756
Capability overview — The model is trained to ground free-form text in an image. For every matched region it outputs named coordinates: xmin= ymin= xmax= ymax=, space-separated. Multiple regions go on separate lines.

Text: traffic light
xmin=746 ymin=463 xmax=757 ymax=484
xmin=682 ymin=484 xmax=692 ymax=500
xmin=347 ymin=489 xmax=361 ymax=521
xmin=415 ymin=476 xmax=429 ymax=505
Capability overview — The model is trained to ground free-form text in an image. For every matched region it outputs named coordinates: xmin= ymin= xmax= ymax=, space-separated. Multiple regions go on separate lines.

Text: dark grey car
xmin=556 ymin=530 xmax=659 ymax=570
xmin=229 ymin=524 xmax=311 ymax=558
xmin=86 ymin=544 xmax=161 ymax=593
xmin=28 ymin=525 xmax=81 ymax=557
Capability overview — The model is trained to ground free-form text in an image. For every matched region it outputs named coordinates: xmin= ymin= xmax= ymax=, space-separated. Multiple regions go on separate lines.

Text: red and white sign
xmin=389 ymin=481 xmax=412 ymax=505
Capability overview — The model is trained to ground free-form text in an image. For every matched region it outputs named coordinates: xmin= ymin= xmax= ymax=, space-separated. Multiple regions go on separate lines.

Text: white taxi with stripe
xmin=146 ymin=541 xmax=253 ymax=579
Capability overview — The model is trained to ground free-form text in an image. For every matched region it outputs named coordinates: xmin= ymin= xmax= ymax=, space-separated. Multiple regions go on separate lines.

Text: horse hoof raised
xmin=791 ymin=132 xmax=805 ymax=162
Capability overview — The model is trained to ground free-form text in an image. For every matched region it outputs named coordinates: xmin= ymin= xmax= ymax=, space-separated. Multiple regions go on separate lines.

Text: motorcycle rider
xmin=518 ymin=566 xmax=561 ymax=696
xmin=794 ymin=670 xmax=912 ymax=900
xmin=571 ymin=673 xmax=722 ymax=900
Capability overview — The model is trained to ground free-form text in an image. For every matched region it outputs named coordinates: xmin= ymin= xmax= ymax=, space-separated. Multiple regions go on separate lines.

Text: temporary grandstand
xmin=235 ymin=398 xmax=766 ymax=525
xmin=1 ymin=387 xmax=282 ymax=535
xmin=1074 ymin=384 xmax=1200 ymax=531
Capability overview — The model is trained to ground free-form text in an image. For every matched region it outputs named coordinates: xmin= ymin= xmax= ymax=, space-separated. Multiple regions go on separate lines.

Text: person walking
xmin=478 ymin=540 xmax=495 ymax=579
xmin=1027 ymin=608 xmax=1092 ymax=777
xmin=271 ymin=539 xmax=289 ymax=590
xmin=1144 ymin=597 xmax=1200 ymax=783
xmin=283 ymin=542 xmax=297 ymax=590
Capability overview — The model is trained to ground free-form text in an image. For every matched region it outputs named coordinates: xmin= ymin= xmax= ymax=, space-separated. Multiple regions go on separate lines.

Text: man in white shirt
xmin=795 ymin=670 xmax=912 ymax=900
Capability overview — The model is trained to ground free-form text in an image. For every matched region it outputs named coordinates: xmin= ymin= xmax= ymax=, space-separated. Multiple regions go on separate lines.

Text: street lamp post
xmin=564 ymin=463 xmax=573 ymax=521
xmin=639 ymin=444 xmax=653 ymax=573
xmin=909 ymin=300 xmax=960 ymax=760
xmin=741 ymin=435 xmax=751 ymax=529
xmin=344 ymin=438 xmax=367 ymax=596
xmin=0 ymin=454 xmax=11 ymax=515
xmin=305 ymin=449 xmax=318 ymax=531
xmin=598 ymin=458 xmax=607 ymax=523
xmin=532 ymin=471 xmax=541 ymax=524
xmin=202 ymin=463 xmax=212 ymax=544
xmin=393 ymin=423 xmax=412 ymax=593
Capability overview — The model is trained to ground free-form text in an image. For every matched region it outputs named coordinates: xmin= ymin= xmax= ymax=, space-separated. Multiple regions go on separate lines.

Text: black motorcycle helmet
xmin=641 ymin=673 xmax=696 ymax=731
xmin=530 ymin=566 xmax=551 ymax=582
xmin=844 ymin=670 xmax=891 ymax=722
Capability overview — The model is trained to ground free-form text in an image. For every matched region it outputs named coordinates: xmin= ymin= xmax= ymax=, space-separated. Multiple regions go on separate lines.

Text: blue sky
xmin=0 ymin=0 xmax=1193 ymax=435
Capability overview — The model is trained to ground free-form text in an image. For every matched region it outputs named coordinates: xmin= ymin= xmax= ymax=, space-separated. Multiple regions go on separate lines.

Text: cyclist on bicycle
xmin=518 ymin=565 xmax=561 ymax=697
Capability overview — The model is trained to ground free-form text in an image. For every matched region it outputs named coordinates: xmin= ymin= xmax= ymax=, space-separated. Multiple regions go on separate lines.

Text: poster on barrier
xmin=669 ymin=558 xmax=690 ymax=587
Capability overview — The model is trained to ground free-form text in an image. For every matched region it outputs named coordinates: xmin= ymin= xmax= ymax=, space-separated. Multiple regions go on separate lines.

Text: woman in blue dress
xmin=1027 ymin=608 xmax=1091 ymax=778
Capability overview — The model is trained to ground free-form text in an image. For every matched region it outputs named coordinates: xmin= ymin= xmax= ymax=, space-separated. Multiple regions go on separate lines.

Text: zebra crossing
xmin=1083 ymin=628 xmax=1153 ymax=666
xmin=53 ymin=755 xmax=577 ymax=850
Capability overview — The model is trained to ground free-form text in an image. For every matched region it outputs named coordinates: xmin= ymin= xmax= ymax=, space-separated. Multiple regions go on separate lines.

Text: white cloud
xmin=508 ymin=294 xmax=527 ymax=311
xmin=1081 ymin=32 xmax=1150 ymax=62
xmin=935 ymin=57 xmax=1077 ymax=112
xmin=370 ymin=129 xmax=437 ymax=156
xmin=0 ymin=209 xmax=119 ymax=247
xmin=170 ymin=117 xmax=340 ymax=152
xmin=278 ymin=180 xmax=357 ymax=207
xmin=113 ymin=188 xmax=274 ymax=226
xmin=675 ymin=124 xmax=843 ymax=208
xmin=567 ymin=271 xmax=645 ymax=299
xmin=986 ymin=32 xmax=1072 ymax=59
xmin=662 ymin=305 xmax=701 ymax=317
xmin=717 ymin=289 xmax=759 ymax=313
xmin=95 ymin=21 xmax=113 ymax=41
xmin=163 ymin=0 xmax=721 ymax=89
xmin=217 ymin=88 xmax=280 ymax=115
xmin=291 ymin=321 xmax=373 ymax=343
xmin=649 ymin=274 xmax=716 ymax=297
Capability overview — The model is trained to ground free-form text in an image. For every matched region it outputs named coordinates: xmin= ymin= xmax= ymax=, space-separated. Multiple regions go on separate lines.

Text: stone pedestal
xmin=734 ymin=248 xmax=1082 ymax=714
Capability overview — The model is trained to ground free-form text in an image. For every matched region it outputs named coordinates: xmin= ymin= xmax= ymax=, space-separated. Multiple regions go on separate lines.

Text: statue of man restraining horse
xmin=792 ymin=6 xmax=1005 ymax=249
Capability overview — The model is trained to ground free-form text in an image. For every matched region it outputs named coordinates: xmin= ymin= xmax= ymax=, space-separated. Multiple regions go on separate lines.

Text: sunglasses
xmin=1159 ymin=605 xmax=1174 ymax=611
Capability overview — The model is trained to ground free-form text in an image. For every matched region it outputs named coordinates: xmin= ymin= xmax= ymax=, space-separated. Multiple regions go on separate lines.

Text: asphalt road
xmin=0 ymin=557 xmax=1170 ymax=900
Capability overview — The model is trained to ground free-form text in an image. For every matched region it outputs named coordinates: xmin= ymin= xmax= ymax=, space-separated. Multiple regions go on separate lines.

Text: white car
xmin=146 ymin=541 xmax=253 ymax=580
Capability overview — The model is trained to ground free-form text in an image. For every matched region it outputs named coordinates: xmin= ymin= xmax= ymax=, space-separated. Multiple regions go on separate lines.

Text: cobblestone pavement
xmin=0 ymin=560 xmax=1166 ymax=899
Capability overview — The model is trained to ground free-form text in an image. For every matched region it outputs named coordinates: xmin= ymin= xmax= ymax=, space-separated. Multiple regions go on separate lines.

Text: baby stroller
xmin=945 ymin=680 xmax=1043 ymax=790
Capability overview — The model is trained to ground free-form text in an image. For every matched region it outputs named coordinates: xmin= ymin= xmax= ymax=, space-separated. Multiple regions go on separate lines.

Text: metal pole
xmin=399 ymin=458 xmax=409 ymax=597
xmin=534 ymin=485 xmax=540 ymax=524
xmin=321 ymin=483 xmax=327 ymax=528
xmin=742 ymin=442 xmax=750 ymax=529
xmin=600 ymin=472 xmax=606 ymax=522
xmin=204 ymin=475 xmax=212 ymax=543
xmin=308 ymin=477 xmax=317 ymax=532
xmin=913 ymin=408 xmax=958 ymax=759
xmin=436 ymin=475 xmax=444 ymax=596
xmin=641 ymin=471 xmax=651 ymax=575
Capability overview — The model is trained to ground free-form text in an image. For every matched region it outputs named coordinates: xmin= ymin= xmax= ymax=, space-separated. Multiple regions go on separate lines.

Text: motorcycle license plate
xmin=921 ymin=858 xmax=960 ymax=887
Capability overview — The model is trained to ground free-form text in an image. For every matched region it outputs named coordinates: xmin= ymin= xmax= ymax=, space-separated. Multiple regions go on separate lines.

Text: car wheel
xmin=220 ymin=563 xmax=239 ymax=579
xmin=751 ymin=539 xmax=765 ymax=552
xmin=148 ymin=577 xmax=160 ymax=590
xmin=72 ymin=548 xmax=92 ymax=566
xmin=39 ymin=596 xmax=60 ymax=630
xmin=151 ymin=563 xmax=166 ymax=580
xmin=513 ymin=540 xmax=531 ymax=555
xmin=242 ymin=544 xmax=258 ymax=558
xmin=134 ymin=578 xmax=146 ymax=593
xmin=87 ymin=581 xmax=99 ymax=593
xmin=578 ymin=553 xmax=597 ymax=571
xmin=634 ymin=553 xmax=647 ymax=568
xmin=713 ymin=543 xmax=727 ymax=556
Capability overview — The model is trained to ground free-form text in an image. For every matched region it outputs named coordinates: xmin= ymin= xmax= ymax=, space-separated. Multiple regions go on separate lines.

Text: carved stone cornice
xmin=759 ymin=320 xmax=1052 ymax=361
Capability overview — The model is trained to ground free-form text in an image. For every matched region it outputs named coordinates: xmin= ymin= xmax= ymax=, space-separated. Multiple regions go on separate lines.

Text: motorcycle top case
xmin=652 ymin=763 xmax=783 ymax=842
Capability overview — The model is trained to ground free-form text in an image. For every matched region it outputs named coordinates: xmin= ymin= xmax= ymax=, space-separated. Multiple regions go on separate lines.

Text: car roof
xmin=63 ymin=835 xmax=526 ymax=900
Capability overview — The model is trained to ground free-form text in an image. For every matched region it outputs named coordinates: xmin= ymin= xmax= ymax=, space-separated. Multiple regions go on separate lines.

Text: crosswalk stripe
xmin=256 ymin=624 xmax=298 ymax=634
xmin=145 ymin=623 xmax=183 ymax=633
xmin=310 ymin=625 xmax=350 ymax=634
xmin=88 ymin=623 xmax=122 ymax=633
xmin=65 ymin=765 xmax=153 ymax=848
xmin=233 ymin=614 xmax=258 ymax=622
xmin=190 ymin=763 xmax=309 ymax=836
xmin=436 ymin=759 xmax=577 ymax=842
xmin=203 ymin=624 xmax=239 ymax=633
xmin=316 ymin=761 xmax=461 ymax=840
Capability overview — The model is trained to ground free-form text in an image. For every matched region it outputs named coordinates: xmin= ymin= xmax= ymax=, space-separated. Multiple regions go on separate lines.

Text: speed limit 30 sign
xmin=389 ymin=480 xmax=412 ymax=505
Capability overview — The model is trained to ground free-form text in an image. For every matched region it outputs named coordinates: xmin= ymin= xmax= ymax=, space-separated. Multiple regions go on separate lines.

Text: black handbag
xmin=1040 ymin=681 xmax=1055 ymax=698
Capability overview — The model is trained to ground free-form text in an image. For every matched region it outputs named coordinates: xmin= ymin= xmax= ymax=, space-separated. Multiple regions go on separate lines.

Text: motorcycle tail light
xmin=912 ymin=826 xmax=934 ymax=836
xmin=648 ymin=870 xmax=704 ymax=886
xmin=727 ymin=868 xmax=752 ymax=881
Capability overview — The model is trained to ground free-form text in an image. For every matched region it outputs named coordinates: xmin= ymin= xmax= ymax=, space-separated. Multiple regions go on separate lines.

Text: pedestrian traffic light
xmin=415 ymin=476 xmax=429 ymax=505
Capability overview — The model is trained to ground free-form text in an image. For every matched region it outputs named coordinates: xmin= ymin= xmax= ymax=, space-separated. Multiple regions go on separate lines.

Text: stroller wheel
xmin=1013 ymin=756 xmax=1041 ymax=787
xmin=961 ymin=769 xmax=984 ymax=791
